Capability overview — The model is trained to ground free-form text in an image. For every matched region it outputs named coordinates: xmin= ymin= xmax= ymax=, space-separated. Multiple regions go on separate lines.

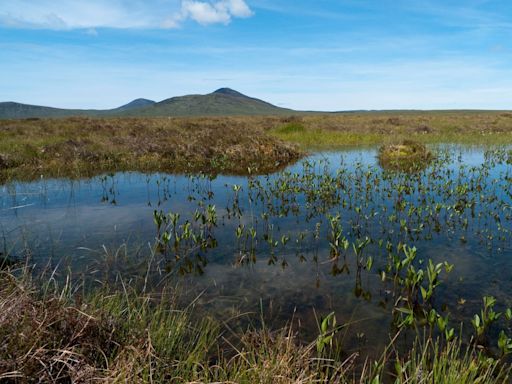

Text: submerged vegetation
xmin=2 ymin=147 xmax=512 ymax=382
xmin=2 ymin=112 xmax=512 ymax=382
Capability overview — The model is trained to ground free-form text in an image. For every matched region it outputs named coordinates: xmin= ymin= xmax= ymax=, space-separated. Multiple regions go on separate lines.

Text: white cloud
xmin=222 ymin=0 xmax=253 ymax=18
xmin=0 ymin=0 xmax=253 ymax=30
xmin=184 ymin=1 xmax=232 ymax=25
xmin=165 ymin=0 xmax=253 ymax=27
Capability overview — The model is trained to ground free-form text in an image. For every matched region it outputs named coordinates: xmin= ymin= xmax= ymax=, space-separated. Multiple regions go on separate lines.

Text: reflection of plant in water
xmin=143 ymin=148 xmax=512 ymax=354
xmin=99 ymin=174 xmax=118 ymax=204
xmin=0 ymin=251 xmax=17 ymax=269
xmin=5 ymin=145 xmax=512 ymax=380
xmin=150 ymin=151 xmax=511 ymax=255
xmin=383 ymin=244 xmax=455 ymax=337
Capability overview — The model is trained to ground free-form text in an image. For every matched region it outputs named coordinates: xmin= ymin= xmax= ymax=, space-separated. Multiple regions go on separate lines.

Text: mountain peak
xmin=212 ymin=88 xmax=246 ymax=97
xmin=116 ymin=98 xmax=155 ymax=111
xmin=0 ymin=89 xmax=292 ymax=119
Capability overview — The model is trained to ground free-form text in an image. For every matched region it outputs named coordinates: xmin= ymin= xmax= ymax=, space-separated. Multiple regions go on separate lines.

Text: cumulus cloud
xmin=0 ymin=0 xmax=253 ymax=30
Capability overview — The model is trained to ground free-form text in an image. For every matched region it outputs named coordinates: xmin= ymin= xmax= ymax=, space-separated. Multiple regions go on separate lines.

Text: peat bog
xmin=2 ymin=114 xmax=512 ymax=382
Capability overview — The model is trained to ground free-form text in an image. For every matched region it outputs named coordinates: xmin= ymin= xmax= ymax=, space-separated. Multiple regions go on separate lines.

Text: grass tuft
xmin=1 ymin=269 xmax=510 ymax=383
xmin=378 ymin=140 xmax=433 ymax=172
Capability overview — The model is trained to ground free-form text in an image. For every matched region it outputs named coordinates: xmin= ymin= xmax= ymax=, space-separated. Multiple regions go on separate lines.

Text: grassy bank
xmin=0 ymin=117 xmax=300 ymax=181
xmin=270 ymin=112 xmax=512 ymax=148
xmin=1 ymin=269 xmax=510 ymax=383
xmin=0 ymin=272 xmax=509 ymax=384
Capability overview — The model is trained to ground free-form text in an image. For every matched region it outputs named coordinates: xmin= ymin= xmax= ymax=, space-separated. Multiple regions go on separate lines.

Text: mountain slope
xmin=0 ymin=102 xmax=90 ymax=119
xmin=0 ymin=89 xmax=292 ymax=119
xmin=112 ymin=98 xmax=156 ymax=112
xmin=121 ymin=88 xmax=292 ymax=117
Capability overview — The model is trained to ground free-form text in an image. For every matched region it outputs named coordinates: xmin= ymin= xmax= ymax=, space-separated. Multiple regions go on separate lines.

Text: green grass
xmin=391 ymin=337 xmax=510 ymax=384
xmin=269 ymin=112 xmax=512 ymax=148
xmin=273 ymin=128 xmax=384 ymax=147
xmin=1 ymin=269 xmax=510 ymax=383
xmin=273 ymin=129 xmax=512 ymax=148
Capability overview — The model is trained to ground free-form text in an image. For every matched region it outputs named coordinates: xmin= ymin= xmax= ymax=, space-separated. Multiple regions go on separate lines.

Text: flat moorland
xmin=2 ymin=112 xmax=512 ymax=382
xmin=270 ymin=111 xmax=512 ymax=147
xmin=1 ymin=111 xmax=512 ymax=181
xmin=0 ymin=116 xmax=300 ymax=181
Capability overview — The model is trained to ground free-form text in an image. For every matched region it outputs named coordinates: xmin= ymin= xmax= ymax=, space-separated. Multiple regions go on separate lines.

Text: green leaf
xmin=472 ymin=314 xmax=481 ymax=329
xmin=420 ymin=286 xmax=428 ymax=301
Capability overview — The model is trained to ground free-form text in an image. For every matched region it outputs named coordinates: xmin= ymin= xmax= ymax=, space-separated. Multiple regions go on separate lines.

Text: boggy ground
xmin=2 ymin=111 xmax=512 ymax=181
xmin=2 ymin=114 xmax=512 ymax=382
xmin=0 ymin=116 xmax=300 ymax=181
xmin=271 ymin=111 xmax=512 ymax=147
xmin=1 ymin=269 xmax=510 ymax=383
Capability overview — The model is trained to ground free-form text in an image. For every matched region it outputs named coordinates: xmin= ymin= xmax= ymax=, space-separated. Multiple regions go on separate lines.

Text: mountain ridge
xmin=0 ymin=88 xmax=292 ymax=119
xmin=113 ymin=98 xmax=156 ymax=112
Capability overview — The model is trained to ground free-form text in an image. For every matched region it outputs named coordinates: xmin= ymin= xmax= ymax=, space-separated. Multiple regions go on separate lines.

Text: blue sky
xmin=1 ymin=0 xmax=512 ymax=110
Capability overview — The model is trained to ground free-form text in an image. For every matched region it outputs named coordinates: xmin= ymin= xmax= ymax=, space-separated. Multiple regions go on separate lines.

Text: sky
xmin=1 ymin=0 xmax=512 ymax=111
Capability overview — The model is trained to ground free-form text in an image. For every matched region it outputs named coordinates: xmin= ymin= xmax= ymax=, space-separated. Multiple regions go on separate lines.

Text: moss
xmin=378 ymin=140 xmax=433 ymax=172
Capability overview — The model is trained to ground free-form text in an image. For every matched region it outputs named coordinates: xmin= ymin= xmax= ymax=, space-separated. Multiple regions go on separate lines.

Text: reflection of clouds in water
xmin=0 ymin=146 xmax=511 ymax=352
xmin=183 ymin=256 xmax=391 ymax=354
xmin=0 ymin=200 xmax=196 ymax=261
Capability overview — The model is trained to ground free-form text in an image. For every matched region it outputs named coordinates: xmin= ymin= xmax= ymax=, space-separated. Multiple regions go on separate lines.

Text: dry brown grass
xmin=2 ymin=111 xmax=512 ymax=181
xmin=0 ymin=273 xmax=113 ymax=382
xmin=0 ymin=270 xmax=354 ymax=383
xmin=0 ymin=116 xmax=301 ymax=181
xmin=1 ymin=269 xmax=510 ymax=383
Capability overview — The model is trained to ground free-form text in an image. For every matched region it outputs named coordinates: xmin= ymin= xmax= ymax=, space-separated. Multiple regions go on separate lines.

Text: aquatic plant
xmin=1 ymin=268 xmax=511 ymax=383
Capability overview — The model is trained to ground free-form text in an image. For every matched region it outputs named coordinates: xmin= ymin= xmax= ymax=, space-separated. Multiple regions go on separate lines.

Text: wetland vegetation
xmin=2 ymin=114 xmax=512 ymax=382
xmin=0 ymin=116 xmax=300 ymax=181
xmin=2 ymin=111 xmax=512 ymax=181
xmin=271 ymin=111 xmax=512 ymax=148
xmin=377 ymin=140 xmax=433 ymax=172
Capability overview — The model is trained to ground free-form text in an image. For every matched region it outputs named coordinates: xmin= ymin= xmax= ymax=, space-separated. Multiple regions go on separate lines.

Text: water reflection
xmin=1 ymin=145 xmax=511 ymax=355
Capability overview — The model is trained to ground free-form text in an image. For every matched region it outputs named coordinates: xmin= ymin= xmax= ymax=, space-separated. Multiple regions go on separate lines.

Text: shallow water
xmin=1 ymin=145 xmax=512 ymax=355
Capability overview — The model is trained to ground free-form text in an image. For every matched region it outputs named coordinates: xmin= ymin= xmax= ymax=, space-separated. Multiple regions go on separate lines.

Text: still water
xmin=1 ymin=145 xmax=512 ymax=355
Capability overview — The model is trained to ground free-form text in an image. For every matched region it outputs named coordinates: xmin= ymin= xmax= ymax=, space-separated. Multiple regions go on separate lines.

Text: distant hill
xmin=0 ymin=89 xmax=292 ymax=119
xmin=112 ymin=98 xmax=156 ymax=112
xmin=0 ymin=102 xmax=89 ymax=119
xmin=123 ymin=88 xmax=292 ymax=117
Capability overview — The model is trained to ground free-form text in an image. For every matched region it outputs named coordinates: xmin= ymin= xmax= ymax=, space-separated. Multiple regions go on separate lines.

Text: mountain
xmin=0 ymin=89 xmax=292 ymax=119
xmin=0 ymin=102 xmax=89 ymax=119
xmin=112 ymin=98 xmax=156 ymax=112
xmin=123 ymin=88 xmax=292 ymax=117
